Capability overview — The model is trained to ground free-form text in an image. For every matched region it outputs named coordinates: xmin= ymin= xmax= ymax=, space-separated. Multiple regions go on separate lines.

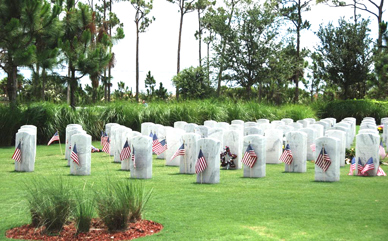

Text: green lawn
xmin=1 ymin=141 xmax=388 ymax=241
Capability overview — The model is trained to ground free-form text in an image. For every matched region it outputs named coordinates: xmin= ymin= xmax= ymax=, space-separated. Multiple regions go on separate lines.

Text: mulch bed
xmin=6 ymin=218 xmax=163 ymax=240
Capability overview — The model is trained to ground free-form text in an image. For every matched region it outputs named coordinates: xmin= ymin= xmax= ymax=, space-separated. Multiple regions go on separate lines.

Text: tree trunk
xmin=198 ymin=8 xmax=202 ymax=68
xmin=207 ymin=41 xmax=210 ymax=82
xmin=7 ymin=64 xmax=18 ymax=107
xmin=136 ymin=19 xmax=140 ymax=103
xmin=377 ymin=0 xmax=383 ymax=51
xmin=294 ymin=0 xmax=301 ymax=103
xmin=176 ymin=11 xmax=184 ymax=100
xmin=69 ymin=62 xmax=77 ymax=109
xmin=35 ymin=63 xmax=40 ymax=100
xmin=108 ymin=0 xmax=112 ymax=102
xmin=67 ymin=66 xmax=71 ymax=104
xmin=41 ymin=67 xmax=46 ymax=101
xmin=259 ymin=81 xmax=262 ymax=102
xmin=216 ymin=0 xmax=236 ymax=97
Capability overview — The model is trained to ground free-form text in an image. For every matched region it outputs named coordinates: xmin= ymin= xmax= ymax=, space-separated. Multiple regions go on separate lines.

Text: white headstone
xmin=184 ymin=123 xmax=199 ymax=133
xmin=356 ymin=133 xmax=379 ymax=176
xmin=216 ymin=122 xmax=230 ymax=130
xmin=181 ymin=133 xmax=201 ymax=174
xmin=111 ymin=125 xmax=123 ymax=160
xmin=243 ymin=135 xmax=266 ymax=178
xmin=67 ymin=129 xmax=86 ymax=165
xmin=304 ymin=118 xmax=316 ymax=124
xmin=174 ymin=121 xmax=188 ymax=130
xmin=309 ymin=124 xmax=324 ymax=138
xmin=70 ymin=133 xmax=91 ymax=175
xmin=208 ymin=128 xmax=224 ymax=153
xmin=196 ymin=126 xmax=210 ymax=138
xmin=196 ymin=138 xmax=221 ymax=184
xmin=245 ymin=121 xmax=258 ymax=128
xmin=257 ymin=119 xmax=270 ymax=125
xmin=276 ymin=125 xmax=295 ymax=137
xmin=165 ymin=127 xmax=185 ymax=166
xmin=335 ymin=122 xmax=352 ymax=148
xmin=299 ymin=127 xmax=318 ymax=161
xmin=296 ymin=120 xmax=309 ymax=128
xmin=14 ymin=131 xmax=35 ymax=172
xmin=203 ymin=120 xmax=217 ymax=128
xmin=231 ymin=120 xmax=244 ymax=126
xmin=265 ymin=129 xmax=283 ymax=164
xmin=325 ymin=130 xmax=346 ymax=167
xmin=244 ymin=127 xmax=263 ymax=136
xmin=285 ymin=131 xmax=307 ymax=173
xmin=314 ymin=137 xmax=340 ymax=182
xmin=271 ymin=120 xmax=284 ymax=129
xmin=141 ymin=122 xmax=156 ymax=137
xmin=65 ymin=124 xmax=83 ymax=160
xmin=315 ymin=121 xmax=330 ymax=133
xmin=155 ymin=124 xmax=166 ymax=159
xmin=223 ymin=130 xmax=243 ymax=169
xmin=281 ymin=118 xmax=293 ymax=125
xmin=289 ymin=122 xmax=303 ymax=131
xmin=130 ymin=136 xmax=152 ymax=179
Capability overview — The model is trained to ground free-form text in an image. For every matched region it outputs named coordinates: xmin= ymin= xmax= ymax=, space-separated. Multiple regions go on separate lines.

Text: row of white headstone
xmin=13 ymin=116 xmax=384 ymax=182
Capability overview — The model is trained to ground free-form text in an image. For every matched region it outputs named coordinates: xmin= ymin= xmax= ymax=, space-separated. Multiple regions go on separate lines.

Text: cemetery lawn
xmin=1 ymin=141 xmax=388 ymax=241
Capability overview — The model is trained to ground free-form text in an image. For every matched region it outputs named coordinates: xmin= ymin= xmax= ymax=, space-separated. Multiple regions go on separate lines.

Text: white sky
xmin=2 ymin=0 xmax=386 ymax=94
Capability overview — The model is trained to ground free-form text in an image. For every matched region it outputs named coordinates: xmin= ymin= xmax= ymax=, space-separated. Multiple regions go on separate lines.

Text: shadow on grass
xmin=168 ymin=172 xmax=194 ymax=176
xmin=116 ymin=169 xmax=130 ymax=172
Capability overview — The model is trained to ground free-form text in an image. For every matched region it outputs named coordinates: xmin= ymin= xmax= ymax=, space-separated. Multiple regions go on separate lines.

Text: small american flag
xmin=120 ymin=140 xmax=131 ymax=161
xmin=102 ymin=137 xmax=110 ymax=154
xmin=154 ymin=139 xmax=167 ymax=155
xmin=195 ymin=149 xmax=207 ymax=174
xmin=152 ymin=134 xmax=161 ymax=153
xmin=348 ymin=157 xmax=356 ymax=175
xmin=357 ymin=158 xmax=364 ymax=176
xmin=241 ymin=144 xmax=257 ymax=168
xmin=101 ymin=131 xmax=108 ymax=147
xmin=149 ymin=131 xmax=153 ymax=138
xmin=132 ymin=146 xmax=136 ymax=168
xmin=71 ymin=144 xmax=80 ymax=165
xmin=361 ymin=157 xmax=374 ymax=175
xmin=170 ymin=143 xmax=185 ymax=161
xmin=47 ymin=131 xmax=60 ymax=146
xmin=379 ymin=141 xmax=386 ymax=159
xmin=12 ymin=142 xmax=22 ymax=162
xmin=279 ymin=144 xmax=293 ymax=165
xmin=315 ymin=147 xmax=332 ymax=172
xmin=377 ymin=166 xmax=387 ymax=176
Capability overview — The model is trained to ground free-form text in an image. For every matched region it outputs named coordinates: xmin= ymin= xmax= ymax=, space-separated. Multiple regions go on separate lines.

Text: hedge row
xmin=2 ymin=99 xmax=386 ymax=147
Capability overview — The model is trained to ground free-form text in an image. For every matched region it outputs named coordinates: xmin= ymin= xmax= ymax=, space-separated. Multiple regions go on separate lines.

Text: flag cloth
xmin=120 ymin=140 xmax=131 ymax=161
xmin=101 ymin=131 xmax=108 ymax=147
xmin=279 ymin=144 xmax=293 ymax=165
xmin=47 ymin=131 xmax=60 ymax=146
xmin=195 ymin=149 xmax=207 ymax=174
xmin=12 ymin=142 xmax=22 ymax=162
xmin=149 ymin=131 xmax=153 ymax=138
xmin=377 ymin=166 xmax=387 ymax=176
xmin=361 ymin=157 xmax=375 ymax=175
xmin=348 ymin=157 xmax=356 ymax=175
xmin=154 ymin=139 xmax=167 ymax=155
xmin=310 ymin=143 xmax=316 ymax=152
xmin=102 ymin=137 xmax=110 ymax=154
xmin=152 ymin=134 xmax=161 ymax=153
xmin=357 ymin=158 xmax=364 ymax=176
xmin=379 ymin=141 xmax=386 ymax=159
xmin=132 ymin=147 xmax=136 ymax=168
xmin=315 ymin=147 xmax=332 ymax=172
xmin=241 ymin=144 xmax=257 ymax=168
xmin=71 ymin=144 xmax=80 ymax=165
xmin=170 ymin=143 xmax=185 ymax=161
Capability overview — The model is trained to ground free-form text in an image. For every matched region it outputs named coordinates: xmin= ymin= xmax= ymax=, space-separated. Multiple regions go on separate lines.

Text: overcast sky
xmin=3 ymin=0 xmax=386 ymax=94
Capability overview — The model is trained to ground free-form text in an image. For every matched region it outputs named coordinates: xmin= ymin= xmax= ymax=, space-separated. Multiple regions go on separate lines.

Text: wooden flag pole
xmin=183 ymin=141 xmax=187 ymax=173
xmin=58 ymin=130 xmax=63 ymax=155
xmin=201 ymin=172 xmax=203 ymax=184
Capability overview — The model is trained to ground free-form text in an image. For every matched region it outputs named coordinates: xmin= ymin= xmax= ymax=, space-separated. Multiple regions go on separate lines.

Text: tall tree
xmin=226 ymin=3 xmax=278 ymax=99
xmin=194 ymin=0 xmax=215 ymax=68
xmin=0 ymin=0 xmax=61 ymax=106
xmin=317 ymin=0 xmax=385 ymax=51
xmin=60 ymin=0 xmax=112 ymax=108
xmin=276 ymin=0 xmax=312 ymax=103
xmin=166 ymin=0 xmax=196 ymax=99
xmin=131 ymin=0 xmax=154 ymax=102
xmin=316 ymin=18 xmax=373 ymax=99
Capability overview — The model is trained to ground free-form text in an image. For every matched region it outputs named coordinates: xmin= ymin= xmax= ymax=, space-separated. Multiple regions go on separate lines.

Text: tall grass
xmin=73 ymin=181 xmax=95 ymax=233
xmin=0 ymin=99 xmax=321 ymax=146
xmin=24 ymin=177 xmax=73 ymax=234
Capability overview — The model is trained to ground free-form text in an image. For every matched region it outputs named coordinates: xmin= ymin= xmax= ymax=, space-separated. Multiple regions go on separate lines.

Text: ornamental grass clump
xmin=25 ymin=177 xmax=73 ymax=234
xmin=73 ymin=183 xmax=95 ymax=234
xmin=128 ymin=182 xmax=153 ymax=223
xmin=95 ymin=179 xmax=132 ymax=232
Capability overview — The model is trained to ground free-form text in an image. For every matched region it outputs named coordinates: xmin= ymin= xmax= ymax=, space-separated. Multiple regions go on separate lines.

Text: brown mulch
xmin=6 ymin=218 xmax=163 ymax=241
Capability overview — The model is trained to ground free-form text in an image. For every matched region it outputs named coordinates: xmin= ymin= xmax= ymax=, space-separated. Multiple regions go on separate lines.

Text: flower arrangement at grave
xmin=377 ymin=125 xmax=383 ymax=133
xmin=345 ymin=148 xmax=355 ymax=164
xmin=220 ymin=146 xmax=237 ymax=168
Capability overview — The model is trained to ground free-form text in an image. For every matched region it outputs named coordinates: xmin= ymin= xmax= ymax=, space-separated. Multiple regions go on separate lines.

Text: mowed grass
xmin=1 ymin=141 xmax=388 ymax=241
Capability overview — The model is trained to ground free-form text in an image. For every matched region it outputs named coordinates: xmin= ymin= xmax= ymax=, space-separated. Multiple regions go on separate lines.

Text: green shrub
xmin=128 ymin=182 xmax=153 ymax=223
